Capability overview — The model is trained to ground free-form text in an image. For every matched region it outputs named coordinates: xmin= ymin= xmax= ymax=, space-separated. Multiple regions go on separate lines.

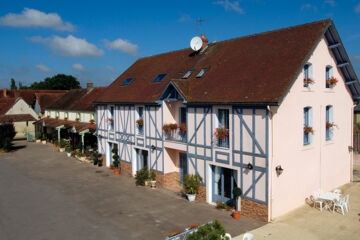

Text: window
xmin=55 ymin=111 xmax=59 ymax=118
xmin=64 ymin=112 xmax=68 ymax=119
xmin=326 ymin=105 xmax=333 ymax=140
xmin=121 ymin=78 xmax=134 ymax=86
xmin=326 ymin=66 xmax=333 ymax=88
xmin=152 ymin=73 xmax=167 ymax=82
xmin=182 ymin=70 xmax=193 ymax=79
xmin=76 ymin=112 xmax=81 ymax=121
xmin=109 ymin=106 xmax=114 ymax=130
xmin=91 ymin=113 xmax=95 ymax=120
xmin=304 ymin=107 xmax=313 ymax=145
xmin=217 ymin=109 xmax=229 ymax=148
xmin=196 ymin=68 xmax=208 ymax=78
xmin=136 ymin=107 xmax=144 ymax=135
xmin=180 ymin=107 xmax=186 ymax=124
xmin=303 ymin=63 xmax=312 ymax=87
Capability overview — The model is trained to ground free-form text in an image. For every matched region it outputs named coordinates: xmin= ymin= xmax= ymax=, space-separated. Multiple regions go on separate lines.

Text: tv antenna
xmin=196 ymin=18 xmax=211 ymax=36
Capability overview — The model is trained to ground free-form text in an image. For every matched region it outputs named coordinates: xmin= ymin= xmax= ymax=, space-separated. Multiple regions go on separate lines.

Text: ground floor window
xmin=212 ymin=166 xmax=237 ymax=205
xmin=136 ymin=148 xmax=148 ymax=170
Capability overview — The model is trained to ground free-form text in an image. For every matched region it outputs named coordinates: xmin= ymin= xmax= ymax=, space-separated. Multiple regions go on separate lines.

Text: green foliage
xmin=112 ymin=145 xmax=120 ymax=169
xmin=91 ymin=151 xmax=102 ymax=165
xmin=187 ymin=220 xmax=228 ymax=240
xmin=135 ymin=167 xmax=149 ymax=186
xmin=65 ymin=145 xmax=73 ymax=153
xmin=150 ymin=170 xmax=156 ymax=181
xmin=35 ymin=132 xmax=41 ymax=140
xmin=20 ymin=74 xmax=80 ymax=90
xmin=0 ymin=123 xmax=16 ymax=152
xmin=10 ymin=78 xmax=17 ymax=90
xmin=354 ymin=122 xmax=360 ymax=134
xmin=59 ymin=139 xmax=67 ymax=148
xmin=182 ymin=174 xmax=202 ymax=194
xmin=232 ymin=187 xmax=242 ymax=200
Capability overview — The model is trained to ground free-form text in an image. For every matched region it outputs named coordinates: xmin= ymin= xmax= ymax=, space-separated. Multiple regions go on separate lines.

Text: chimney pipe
xmin=3 ymin=88 xmax=7 ymax=97
xmin=200 ymin=34 xmax=209 ymax=52
xmin=87 ymin=80 xmax=94 ymax=92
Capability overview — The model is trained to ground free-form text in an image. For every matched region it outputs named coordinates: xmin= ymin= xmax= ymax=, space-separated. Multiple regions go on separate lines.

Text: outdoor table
xmin=319 ymin=192 xmax=340 ymax=211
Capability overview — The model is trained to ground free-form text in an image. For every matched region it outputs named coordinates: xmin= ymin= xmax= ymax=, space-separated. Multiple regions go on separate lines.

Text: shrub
xmin=59 ymin=139 xmax=67 ymax=148
xmin=91 ymin=151 xmax=102 ymax=165
xmin=182 ymin=174 xmax=202 ymax=194
xmin=150 ymin=170 xmax=156 ymax=181
xmin=135 ymin=167 xmax=149 ymax=186
xmin=186 ymin=220 xmax=229 ymax=240
xmin=112 ymin=145 xmax=120 ymax=169
xmin=0 ymin=123 xmax=16 ymax=152
xmin=65 ymin=145 xmax=72 ymax=153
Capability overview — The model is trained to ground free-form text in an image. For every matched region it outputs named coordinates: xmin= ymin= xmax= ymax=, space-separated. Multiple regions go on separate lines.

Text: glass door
xmin=179 ymin=153 xmax=187 ymax=182
xmin=212 ymin=166 xmax=237 ymax=204
xmin=136 ymin=149 xmax=148 ymax=170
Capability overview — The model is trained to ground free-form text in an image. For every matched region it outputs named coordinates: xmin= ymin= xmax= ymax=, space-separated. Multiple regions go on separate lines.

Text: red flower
xmin=179 ymin=123 xmax=187 ymax=135
xmin=136 ymin=118 xmax=144 ymax=126
xmin=326 ymin=121 xmax=335 ymax=128
xmin=303 ymin=78 xmax=314 ymax=85
xmin=188 ymin=223 xmax=200 ymax=229
xmin=304 ymin=126 xmax=313 ymax=134
xmin=108 ymin=118 xmax=114 ymax=123
xmin=90 ymin=119 xmax=95 ymax=124
xmin=215 ymin=128 xmax=229 ymax=140
xmin=327 ymin=77 xmax=338 ymax=86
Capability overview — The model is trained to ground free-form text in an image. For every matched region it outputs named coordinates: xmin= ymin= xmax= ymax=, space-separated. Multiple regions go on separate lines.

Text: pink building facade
xmin=94 ymin=20 xmax=359 ymax=221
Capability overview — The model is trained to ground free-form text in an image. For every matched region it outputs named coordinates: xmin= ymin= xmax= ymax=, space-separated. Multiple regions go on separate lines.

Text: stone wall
xmin=241 ymin=198 xmax=268 ymax=222
xmin=121 ymin=161 xmax=132 ymax=176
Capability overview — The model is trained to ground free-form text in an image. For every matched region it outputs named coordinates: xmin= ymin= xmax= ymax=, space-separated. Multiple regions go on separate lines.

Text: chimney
xmin=87 ymin=80 xmax=94 ymax=92
xmin=3 ymin=88 xmax=7 ymax=97
xmin=200 ymin=34 xmax=209 ymax=52
xmin=14 ymin=91 xmax=20 ymax=99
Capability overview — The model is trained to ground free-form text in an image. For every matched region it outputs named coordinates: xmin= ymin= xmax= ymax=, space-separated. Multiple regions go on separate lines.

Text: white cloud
xmin=72 ymin=63 xmax=85 ymax=71
xmin=301 ymin=3 xmax=318 ymax=11
xmin=106 ymin=65 xmax=118 ymax=73
xmin=104 ymin=38 xmax=139 ymax=56
xmin=324 ymin=0 xmax=336 ymax=7
xmin=36 ymin=64 xmax=51 ymax=73
xmin=28 ymin=35 xmax=104 ymax=57
xmin=355 ymin=3 xmax=360 ymax=13
xmin=213 ymin=0 xmax=245 ymax=14
xmin=0 ymin=8 xmax=74 ymax=31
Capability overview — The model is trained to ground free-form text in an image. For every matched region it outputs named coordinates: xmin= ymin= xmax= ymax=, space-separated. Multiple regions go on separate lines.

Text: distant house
xmin=35 ymin=81 xmax=106 ymax=151
xmin=94 ymin=20 xmax=359 ymax=221
xmin=0 ymin=88 xmax=66 ymax=139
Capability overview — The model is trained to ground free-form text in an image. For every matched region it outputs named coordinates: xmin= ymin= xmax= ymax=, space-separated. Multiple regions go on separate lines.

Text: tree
xmin=10 ymin=78 xmax=17 ymax=90
xmin=21 ymin=74 xmax=81 ymax=90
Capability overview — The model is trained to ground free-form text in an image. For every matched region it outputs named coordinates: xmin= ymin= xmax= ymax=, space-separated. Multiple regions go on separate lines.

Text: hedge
xmin=0 ymin=123 xmax=16 ymax=152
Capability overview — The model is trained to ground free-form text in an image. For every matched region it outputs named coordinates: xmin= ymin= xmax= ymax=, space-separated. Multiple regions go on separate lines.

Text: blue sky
xmin=0 ymin=0 xmax=359 ymax=88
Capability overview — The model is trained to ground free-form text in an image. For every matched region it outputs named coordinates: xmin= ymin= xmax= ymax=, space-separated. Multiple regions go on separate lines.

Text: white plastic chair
xmin=313 ymin=191 xmax=323 ymax=212
xmin=344 ymin=194 xmax=350 ymax=212
xmin=333 ymin=189 xmax=342 ymax=195
xmin=333 ymin=197 xmax=346 ymax=215
xmin=243 ymin=233 xmax=254 ymax=240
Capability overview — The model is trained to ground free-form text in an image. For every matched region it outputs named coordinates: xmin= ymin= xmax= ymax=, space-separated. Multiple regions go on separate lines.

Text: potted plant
xmin=304 ymin=126 xmax=314 ymax=134
xmin=326 ymin=121 xmax=336 ymax=128
xmin=91 ymin=151 xmax=101 ymax=166
xmin=136 ymin=118 xmax=144 ymax=126
xmin=65 ymin=145 xmax=72 ymax=157
xmin=150 ymin=170 xmax=156 ymax=188
xmin=232 ymin=187 xmax=242 ymax=219
xmin=182 ymin=174 xmax=202 ymax=202
xmin=179 ymin=123 xmax=187 ymax=135
xmin=163 ymin=124 xmax=171 ymax=134
xmin=170 ymin=123 xmax=178 ymax=132
xmin=135 ymin=167 xmax=149 ymax=186
xmin=326 ymin=76 xmax=338 ymax=87
xmin=303 ymin=77 xmax=314 ymax=87
xmin=35 ymin=132 xmax=41 ymax=143
xmin=186 ymin=220 xmax=230 ymax=240
xmin=108 ymin=118 xmax=114 ymax=123
xmin=59 ymin=139 xmax=66 ymax=152
xmin=41 ymin=135 xmax=47 ymax=144
xmin=90 ymin=119 xmax=95 ymax=124
xmin=112 ymin=146 xmax=120 ymax=175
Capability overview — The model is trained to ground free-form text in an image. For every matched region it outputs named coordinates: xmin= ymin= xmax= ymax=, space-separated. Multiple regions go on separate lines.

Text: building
xmin=0 ymin=89 xmax=66 ymax=139
xmin=35 ymin=81 xmax=106 ymax=151
xmin=93 ymin=20 xmax=359 ymax=221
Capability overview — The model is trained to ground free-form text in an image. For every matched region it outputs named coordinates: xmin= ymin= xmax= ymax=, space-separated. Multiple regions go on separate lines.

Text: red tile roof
xmin=0 ymin=98 xmax=16 ymax=115
xmin=95 ymin=19 xmax=332 ymax=105
xmin=35 ymin=92 xmax=66 ymax=113
xmin=0 ymin=114 xmax=37 ymax=123
xmin=34 ymin=117 xmax=96 ymax=132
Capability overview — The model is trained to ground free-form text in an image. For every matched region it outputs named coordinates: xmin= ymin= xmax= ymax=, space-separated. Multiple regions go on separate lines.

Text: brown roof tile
xmin=0 ymin=114 xmax=37 ymax=123
xmin=95 ymin=19 xmax=332 ymax=104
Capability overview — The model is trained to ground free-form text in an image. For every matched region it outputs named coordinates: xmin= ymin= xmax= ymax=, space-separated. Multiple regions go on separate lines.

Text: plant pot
xmin=42 ymin=140 xmax=46 ymax=144
xmin=98 ymin=162 xmax=103 ymax=167
xmin=232 ymin=211 xmax=240 ymax=219
xmin=114 ymin=169 xmax=120 ymax=175
xmin=145 ymin=180 xmax=150 ymax=186
xmin=59 ymin=148 xmax=65 ymax=152
xmin=66 ymin=152 xmax=71 ymax=157
xmin=110 ymin=165 xmax=115 ymax=170
xmin=150 ymin=180 xmax=156 ymax=188
xmin=53 ymin=144 xmax=56 ymax=147
xmin=187 ymin=194 xmax=196 ymax=202
xmin=36 ymin=139 xmax=41 ymax=143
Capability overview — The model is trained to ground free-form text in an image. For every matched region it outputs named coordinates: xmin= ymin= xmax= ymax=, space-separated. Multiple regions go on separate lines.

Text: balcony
xmin=164 ymin=129 xmax=187 ymax=143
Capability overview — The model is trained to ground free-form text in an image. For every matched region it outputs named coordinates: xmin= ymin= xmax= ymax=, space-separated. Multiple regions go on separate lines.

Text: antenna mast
xmin=196 ymin=18 xmax=211 ymax=36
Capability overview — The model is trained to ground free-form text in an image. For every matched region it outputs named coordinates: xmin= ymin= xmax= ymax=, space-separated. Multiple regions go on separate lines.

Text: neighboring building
xmin=0 ymin=89 xmax=66 ymax=139
xmin=35 ymin=81 xmax=106 ymax=151
xmin=94 ymin=20 xmax=359 ymax=221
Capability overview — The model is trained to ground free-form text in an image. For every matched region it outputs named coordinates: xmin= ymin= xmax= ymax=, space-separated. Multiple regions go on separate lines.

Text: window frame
xmin=325 ymin=66 xmax=333 ymax=88
xmin=326 ymin=105 xmax=333 ymax=141
xmin=303 ymin=63 xmax=312 ymax=88
xmin=303 ymin=107 xmax=313 ymax=145
xmin=182 ymin=70 xmax=193 ymax=79
xmin=121 ymin=78 xmax=134 ymax=86
xmin=152 ymin=73 xmax=167 ymax=83
xmin=196 ymin=68 xmax=208 ymax=78
xmin=216 ymin=108 xmax=230 ymax=148
xmin=108 ymin=106 xmax=115 ymax=131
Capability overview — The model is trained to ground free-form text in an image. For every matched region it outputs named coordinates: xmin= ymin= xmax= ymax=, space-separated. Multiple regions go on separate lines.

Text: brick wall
xmin=241 ymin=198 xmax=268 ymax=221
xmin=120 ymin=161 xmax=132 ymax=176
xmin=155 ymin=171 xmax=182 ymax=192
xmin=196 ymin=185 xmax=207 ymax=202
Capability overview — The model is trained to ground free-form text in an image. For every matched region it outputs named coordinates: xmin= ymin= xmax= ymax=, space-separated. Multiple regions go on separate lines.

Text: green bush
xmin=182 ymin=174 xmax=202 ymax=194
xmin=186 ymin=220 xmax=229 ymax=240
xmin=59 ymin=139 xmax=66 ymax=148
xmin=65 ymin=145 xmax=72 ymax=153
xmin=135 ymin=167 xmax=149 ymax=186
xmin=91 ymin=151 xmax=101 ymax=165
xmin=0 ymin=123 xmax=16 ymax=152
xmin=150 ymin=170 xmax=156 ymax=181
xmin=112 ymin=145 xmax=120 ymax=169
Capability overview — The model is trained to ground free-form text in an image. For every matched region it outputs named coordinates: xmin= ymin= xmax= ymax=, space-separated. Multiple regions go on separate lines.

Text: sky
xmin=0 ymin=0 xmax=359 ymax=89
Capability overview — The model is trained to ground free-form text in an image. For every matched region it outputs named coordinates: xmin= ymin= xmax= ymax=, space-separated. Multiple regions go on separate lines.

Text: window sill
xmin=214 ymin=146 xmax=230 ymax=150
xmin=324 ymin=89 xmax=335 ymax=93
xmin=302 ymin=144 xmax=314 ymax=151
xmin=324 ymin=139 xmax=334 ymax=145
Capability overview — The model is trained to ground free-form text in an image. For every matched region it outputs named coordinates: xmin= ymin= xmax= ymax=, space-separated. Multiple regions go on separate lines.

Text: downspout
xmin=351 ymin=104 xmax=356 ymax=181
xmin=267 ymin=105 xmax=274 ymax=221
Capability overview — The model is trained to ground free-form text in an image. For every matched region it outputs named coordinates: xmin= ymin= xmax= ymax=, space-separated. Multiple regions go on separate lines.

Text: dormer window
xmin=121 ymin=78 xmax=134 ymax=86
xmin=182 ymin=70 xmax=193 ymax=79
xmin=196 ymin=68 xmax=208 ymax=78
xmin=152 ymin=73 xmax=167 ymax=82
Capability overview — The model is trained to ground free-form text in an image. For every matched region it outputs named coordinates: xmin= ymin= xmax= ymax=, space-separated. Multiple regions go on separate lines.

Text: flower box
xmin=108 ymin=118 xmax=114 ymax=123
xmin=179 ymin=123 xmax=187 ymax=135
xmin=326 ymin=77 xmax=338 ymax=87
xmin=215 ymin=127 xmax=229 ymax=140
xmin=304 ymin=126 xmax=314 ymax=134
xmin=163 ymin=123 xmax=178 ymax=133
xmin=136 ymin=118 xmax=144 ymax=126
xmin=90 ymin=119 xmax=95 ymax=124
xmin=326 ymin=121 xmax=336 ymax=128
xmin=303 ymin=78 xmax=314 ymax=86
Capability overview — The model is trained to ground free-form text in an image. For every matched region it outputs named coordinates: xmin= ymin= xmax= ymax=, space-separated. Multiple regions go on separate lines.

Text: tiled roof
xmin=34 ymin=117 xmax=96 ymax=132
xmin=0 ymin=89 xmax=68 ymax=106
xmin=47 ymin=87 xmax=106 ymax=111
xmin=95 ymin=19 xmax=332 ymax=104
xmin=0 ymin=114 xmax=37 ymax=123
xmin=35 ymin=92 xmax=66 ymax=113
xmin=0 ymin=98 xmax=16 ymax=115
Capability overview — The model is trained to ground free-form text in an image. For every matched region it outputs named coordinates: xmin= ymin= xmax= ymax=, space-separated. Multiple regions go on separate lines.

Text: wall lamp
xmin=151 ymin=145 xmax=156 ymax=152
xmin=247 ymin=163 xmax=253 ymax=170
xmin=275 ymin=165 xmax=284 ymax=176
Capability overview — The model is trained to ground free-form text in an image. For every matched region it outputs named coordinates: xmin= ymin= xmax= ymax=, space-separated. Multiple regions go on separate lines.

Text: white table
xmin=319 ymin=192 xmax=340 ymax=211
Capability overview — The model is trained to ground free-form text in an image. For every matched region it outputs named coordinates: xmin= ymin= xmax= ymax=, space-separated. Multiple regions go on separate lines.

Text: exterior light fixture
xmin=275 ymin=165 xmax=284 ymax=176
xmin=151 ymin=145 xmax=156 ymax=152
xmin=247 ymin=163 xmax=253 ymax=170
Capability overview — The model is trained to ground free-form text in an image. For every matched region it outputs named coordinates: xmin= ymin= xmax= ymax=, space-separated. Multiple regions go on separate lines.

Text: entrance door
xmin=212 ymin=166 xmax=237 ymax=204
xmin=179 ymin=153 xmax=187 ymax=182
xmin=136 ymin=149 xmax=148 ymax=170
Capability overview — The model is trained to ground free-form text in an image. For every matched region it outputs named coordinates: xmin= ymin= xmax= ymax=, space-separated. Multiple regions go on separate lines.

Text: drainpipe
xmin=267 ymin=105 xmax=273 ymax=221
xmin=351 ymin=104 xmax=356 ymax=181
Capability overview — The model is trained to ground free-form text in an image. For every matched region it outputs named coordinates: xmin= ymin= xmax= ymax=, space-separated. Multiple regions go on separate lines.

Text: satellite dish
xmin=190 ymin=36 xmax=203 ymax=51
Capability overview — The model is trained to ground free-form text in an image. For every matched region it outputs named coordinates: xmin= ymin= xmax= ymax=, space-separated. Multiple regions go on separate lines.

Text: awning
xmin=34 ymin=117 xmax=96 ymax=133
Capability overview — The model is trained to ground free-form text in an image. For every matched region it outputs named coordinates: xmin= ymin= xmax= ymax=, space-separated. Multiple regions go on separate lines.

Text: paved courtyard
xmin=0 ymin=140 xmax=264 ymax=240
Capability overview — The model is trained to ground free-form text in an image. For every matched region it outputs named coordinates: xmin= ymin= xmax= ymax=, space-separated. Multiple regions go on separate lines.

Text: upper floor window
xmin=303 ymin=107 xmax=313 ymax=145
xmin=326 ymin=105 xmax=334 ymax=140
xmin=216 ymin=109 xmax=229 ymax=148
xmin=121 ymin=78 xmax=134 ymax=86
xmin=182 ymin=70 xmax=193 ymax=79
xmin=303 ymin=63 xmax=313 ymax=87
xmin=196 ymin=68 xmax=208 ymax=78
xmin=109 ymin=106 xmax=114 ymax=130
xmin=152 ymin=73 xmax=167 ymax=83
xmin=136 ymin=107 xmax=144 ymax=135
xmin=180 ymin=107 xmax=186 ymax=124
xmin=325 ymin=66 xmax=333 ymax=88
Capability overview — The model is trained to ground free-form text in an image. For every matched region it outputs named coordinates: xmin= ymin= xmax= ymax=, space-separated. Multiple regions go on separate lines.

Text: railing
xmin=164 ymin=129 xmax=187 ymax=143
xmin=165 ymin=221 xmax=212 ymax=240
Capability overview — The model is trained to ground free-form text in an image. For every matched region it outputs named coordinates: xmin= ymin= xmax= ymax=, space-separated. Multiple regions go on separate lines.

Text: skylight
xmin=152 ymin=73 xmax=167 ymax=82
xmin=196 ymin=68 xmax=208 ymax=78
xmin=182 ymin=70 xmax=193 ymax=79
xmin=121 ymin=78 xmax=134 ymax=86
